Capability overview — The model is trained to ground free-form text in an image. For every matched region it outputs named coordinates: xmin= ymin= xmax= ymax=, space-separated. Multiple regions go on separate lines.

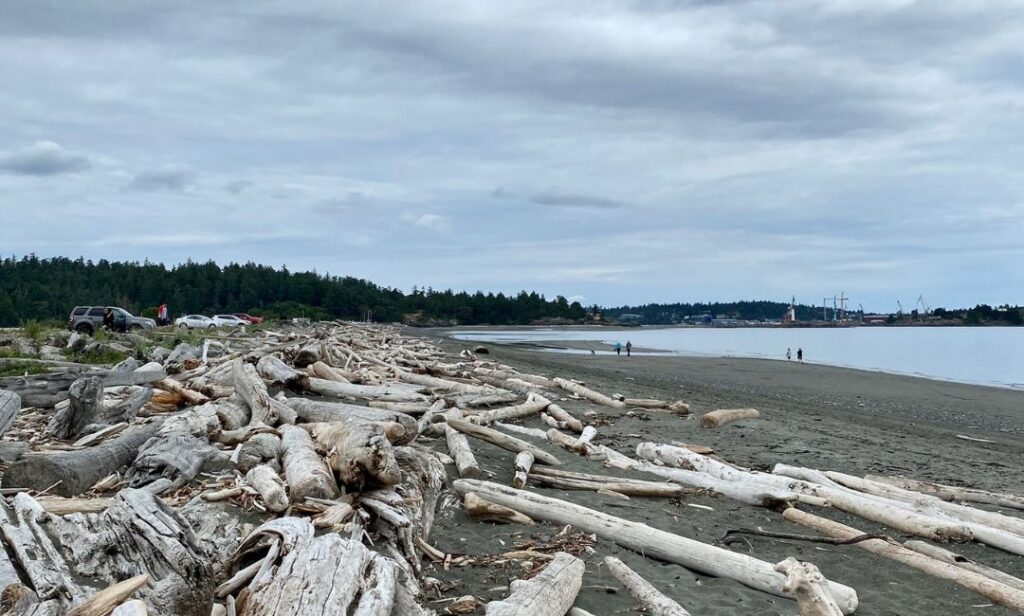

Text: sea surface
xmin=451 ymin=326 xmax=1024 ymax=389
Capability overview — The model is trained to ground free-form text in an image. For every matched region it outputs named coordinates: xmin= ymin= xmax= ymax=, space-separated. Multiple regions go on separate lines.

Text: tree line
xmin=603 ymin=300 xmax=823 ymax=323
xmin=0 ymin=256 xmax=586 ymax=326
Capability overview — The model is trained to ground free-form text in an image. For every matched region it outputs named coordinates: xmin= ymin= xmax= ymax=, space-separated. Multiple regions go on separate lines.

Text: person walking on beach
xmin=614 ymin=341 xmax=622 ymax=356
xmin=797 ymin=347 xmax=803 ymax=363
xmin=625 ymin=340 xmax=632 ymax=357
xmin=786 ymin=347 xmax=792 ymax=361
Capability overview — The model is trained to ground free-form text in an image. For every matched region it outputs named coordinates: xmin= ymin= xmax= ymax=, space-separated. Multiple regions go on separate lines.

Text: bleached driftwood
xmin=110 ymin=599 xmax=148 ymax=615
xmin=699 ymin=408 xmax=760 ymax=428
xmin=233 ymin=361 xmax=292 ymax=426
xmin=308 ymin=420 xmax=402 ymax=486
xmin=464 ymin=492 xmax=534 ymax=526
xmin=486 ymin=552 xmax=583 ymax=616
xmin=245 ymin=465 xmax=289 ymax=513
xmin=493 ymin=422 xmax=549 ymax=440
xmin=547 ymin=428 xmax=594 ymax=456
xmin=4 ymin=423 xmax=160 ymax=497
xmin=783 ymin=508 xmax=1024 ymax=612
xmin=280 ymin=425 xmax=339 ymax=502
xmin=512 ymin=451 xmax=534 ymax=489
xmin=553 ymin=378 xmax=625 ymax=409
xmin=538 ymin=397 xmax=583 ymax=433
xmin=0 ymin=389 xmax=21 ymax=435
xmin=605 ymin=556 xmax=691 ymax=616
xmin=902 ymin=540 xmax=1024 ymax=593
xmin=468 ymin=397 xmax=550 ymax=425
xmin=307 ymin=377 xmax=427 ymax=403
xmin=293 ymin=343 xmax=322 ymax=368
xmin=774 ymin=558 xmax=843 ymax=616
xmin=397 ymin=370 xmax=493 ymax=395
xmin=531 ymin=467 xmax=687 ymax=497
xmin=285 ymin=398 xmax=418 ymax=443
xmin=446 ymin=421 xmax=481 ymax=479
xmin=126 ymin=432 xmax=217 ymax=493
xmin=446 ymin=418 xmax=560 ymax=466
xmin=66 ymin=575 xmax=149 ymax=616
xmin=452 ymin=479 xmax=859 ymax=614
xmin=255 ymin=355 xmax=309 ymax=391
xmin=225 ymin=518 xmax=397 ymax=614
xmin=868 ymin=474 xmax=1024 ymax=511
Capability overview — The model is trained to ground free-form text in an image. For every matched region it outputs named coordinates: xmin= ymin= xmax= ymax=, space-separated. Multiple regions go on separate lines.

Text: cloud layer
xmin=1 ymin=0 xmax=1022 ymax=309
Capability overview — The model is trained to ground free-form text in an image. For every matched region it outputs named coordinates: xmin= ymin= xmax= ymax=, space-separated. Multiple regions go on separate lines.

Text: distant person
xmin=614 ymin=341 xmax=622 ymax=356
xmin=102 ymin=307 xmax=115 ymax=331
xmin=797 ymin=347 xmax=803 ymax=363
xmin=626 ymin=340 xmax=633 ymax=357
xmin=786 ymin=347 xmax=792 ymax=361
xmin=158 ymin=303 xmax=169 ymax=326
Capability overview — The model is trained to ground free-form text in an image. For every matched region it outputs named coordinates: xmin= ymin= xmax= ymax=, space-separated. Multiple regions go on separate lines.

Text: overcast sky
xmin=2 ymin=1 xmax=1023 ymax=310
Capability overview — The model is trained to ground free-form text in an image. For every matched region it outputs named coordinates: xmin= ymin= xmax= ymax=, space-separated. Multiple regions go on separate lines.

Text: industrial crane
xmin=917 ymin=295 xmax=931 ymax=315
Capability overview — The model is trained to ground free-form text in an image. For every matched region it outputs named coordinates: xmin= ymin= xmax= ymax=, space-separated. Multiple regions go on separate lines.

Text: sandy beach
xmin=427 ymin=333 xmax=1024 ymax=615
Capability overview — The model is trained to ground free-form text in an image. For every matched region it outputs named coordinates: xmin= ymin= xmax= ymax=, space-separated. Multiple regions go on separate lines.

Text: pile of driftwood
xmin=0 ymin=322 xmax=1021 ymax=615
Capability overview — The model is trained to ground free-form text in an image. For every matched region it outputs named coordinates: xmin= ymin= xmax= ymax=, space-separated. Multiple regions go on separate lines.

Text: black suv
xmin=68 ymin=306 xmax=157 ymax=334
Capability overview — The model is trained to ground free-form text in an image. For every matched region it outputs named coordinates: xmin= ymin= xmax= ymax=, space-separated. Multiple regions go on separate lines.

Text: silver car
xmin=175 ymin=314 xmax=215 ymax=329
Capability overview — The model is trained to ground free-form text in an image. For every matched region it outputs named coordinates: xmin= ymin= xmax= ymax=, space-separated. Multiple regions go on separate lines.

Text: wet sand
xmin=425 ymin=334 xmax=1024 ymax=615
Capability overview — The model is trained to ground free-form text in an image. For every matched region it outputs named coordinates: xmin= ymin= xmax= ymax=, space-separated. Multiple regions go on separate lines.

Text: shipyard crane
xmin=897 ymin=300 xmax=903 ymax=317
xmin=917 ymin=295 xmax=931 ymax=315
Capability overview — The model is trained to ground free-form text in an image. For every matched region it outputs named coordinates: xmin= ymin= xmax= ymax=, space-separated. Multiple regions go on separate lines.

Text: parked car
xmin=212 ymin=314 xmax=249 ymax=327
xmin=233 ymin=313 xmax=264 ymax=324
xmin=68 ymin=306 xmax=157 ymax=334
xmin=175 ymin=314 xmax=215 ymax=330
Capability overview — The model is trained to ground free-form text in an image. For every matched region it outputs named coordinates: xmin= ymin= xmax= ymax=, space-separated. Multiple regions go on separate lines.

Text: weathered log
xmin=446 ymin=423 xmax=481 ymax=479
xmin=126 ymin=432 xmax=217 ymax=493
xmin=452 ymin=391 xmax=519 ymax=408
xmin=553 ymin=377 xmax=625 ymax=409
xmin=307 ymin=376 xmax=425 ymax=402
xmin=0 ymin=493 xmax=83 ymax=602
xmin=902 ymin=540 xmax=1024 ymax=593
xmin=699 ymin=408 xmax=760 ymax=428
xmin=783 ymin=507 xmax=1024 ymax=612
xmin=453 ymin=479 xmax=859 ymax=614
xmin=3 ymin=423 xmax=161 ymax=497
xmin=774 ymin=558 xmax=843 ymax=616
xmin=546 ymin=428 xmax=594 ymax=456
xmin=494 ymin=422 xmax=549 ymax=440
xmin=308 ymin=420 xmax=402 ymax=486
xmin=367 ymin=400 xmax=431 ymax=415
xmin=255 ymin=355 xmax=309 ymax=391
xmin=0 ymin=389 xmax=20 ymax=436
xmin=1 ymin=368 xmax=166 ymax=409
xmin=232 ymin=361 xmax=289 ymax=426
xmin=464 ymin=492 xmax=534 ymax=525
xmin=293 ymin=343 xmax=321 ymax=368
xmin=235 ymin=433 xmax=282 ymax=473
xmin=868 ymin=474 xmax=1024 ymax=511
xmin=154 ymin=379 xmax=208 ymax=407
xmin=226 ymin=518 xmax=394 ymax=615
xmin=605 ymin=556 xmax=691 ymax=616
xmin=485 ymin=552 xmax=583 ymax=616
xmin=536 ymin=396 xmax=583 ymax=433
xmin=110 ymin=600 xmax=148 ymax=615
xmin=446 ymin=418 xmax=561 ymax=466
xmin=245 ymin=465 xmax=289 ymax=513
xmin=280 ymin=425 xmax=339 ymax=503
xmin=46 ymin=376 xmax=103 ymax=439
xmin=397 ymin=370 xmax=493 ymax=395
xmin=310 ymin=361 xmax=361 ymax=383
xmin=469 ymin=397 xmax=549 ymax=425
xmin=285 ymin=398 xmax=418 ymax=445
xmin=512 ymin=451 xmax=533 ymax=489
xmin=530 ymin=469 xmax=687 ymax=498
xmin=66 ymin=575 xmax=149 ymax=616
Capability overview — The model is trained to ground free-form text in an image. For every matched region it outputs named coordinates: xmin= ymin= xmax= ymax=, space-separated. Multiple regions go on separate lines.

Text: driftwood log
xmin=285 ymin=398 xmax=417 ymax=444
xmin=453 ymin=479 xmax=859 ymax=614
xmin=4 ymin=423 xmax=161 ymax=497
xmin=280 ymin=424 xmax=340 ymax=502
xmin=605 ymin=556 xmax=691 ymax=616
xmin=0 ymin=389 xmax=20 ymax=435
xmin=774 ymin=557 xmax=844 ymax=616
xmin=307 ymin=420 xmax=402 ymax=486
xmin=486 ymin=552 xmax=583 ymax=616
xmin=699 ymin=408 xmax=760 ymax=428
xmin=446 ymin=418 xmax=560 ymax=466
xmin=552 ymin=377 xmax=625 ymax=409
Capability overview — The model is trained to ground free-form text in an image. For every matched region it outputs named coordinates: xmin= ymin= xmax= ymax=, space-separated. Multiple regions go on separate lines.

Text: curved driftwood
xmin=452 ymin=479 xmax=859 ymax=614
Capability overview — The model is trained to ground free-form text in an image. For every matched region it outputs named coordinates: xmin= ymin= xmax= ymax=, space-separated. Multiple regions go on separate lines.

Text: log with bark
xmin=452 ymin=479 xmax=859 ymax=614
xmin=3 ymin=423 xmax=161 ymax=497
xmin=605 ymin=556 xmax=691 ymax=616
xmin=486 ymin=552 xmax=583 ymax=616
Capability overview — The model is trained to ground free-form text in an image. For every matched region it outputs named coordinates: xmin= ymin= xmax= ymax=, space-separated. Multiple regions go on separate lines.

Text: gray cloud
xmin=0 ymin=141 xmax=91 ymax=176
xmin=531 ymin=192 xmax=626 ymax=210
xmin=126 ymin=166 xmax=194 ymax=192
xmin=1 ymin=1 xmax=1022 ymax=308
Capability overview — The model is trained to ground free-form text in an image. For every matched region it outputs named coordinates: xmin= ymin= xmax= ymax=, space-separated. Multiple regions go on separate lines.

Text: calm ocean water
xmin=451 ymin=326 xmax=1024 ymax=389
